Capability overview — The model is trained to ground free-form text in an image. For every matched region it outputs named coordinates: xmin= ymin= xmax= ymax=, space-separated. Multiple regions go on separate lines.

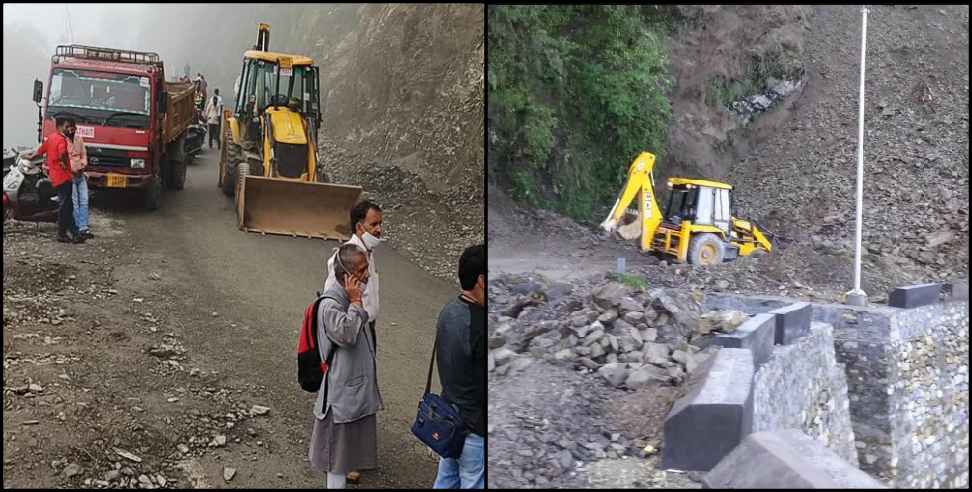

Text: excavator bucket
xmin=237 ymin=176 xmax=363 ymax=241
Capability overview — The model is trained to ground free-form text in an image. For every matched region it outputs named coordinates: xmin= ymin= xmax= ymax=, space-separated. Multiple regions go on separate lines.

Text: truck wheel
xmin=144 ymin=178 xmax=162 ymax=211
xmin=688 ymin=233 xmax=725 ymax=266
xmin=166 ymin=158 xmax=187 ymax=190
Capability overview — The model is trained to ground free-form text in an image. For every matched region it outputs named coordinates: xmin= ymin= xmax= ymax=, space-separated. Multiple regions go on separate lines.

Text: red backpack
xmin=297 ymin=296 xmax=337 ymax=393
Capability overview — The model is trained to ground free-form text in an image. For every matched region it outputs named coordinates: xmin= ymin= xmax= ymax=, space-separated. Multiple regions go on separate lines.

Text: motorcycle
xmin=3 ymin=150 xmax=59 ymax=223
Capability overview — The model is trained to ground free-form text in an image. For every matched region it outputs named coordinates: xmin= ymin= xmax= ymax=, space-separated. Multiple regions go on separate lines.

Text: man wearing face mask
xmin=322 ymin=200 xmax=383 ymax=484
xmin=324 ymin=200 xmax=383 ymax=342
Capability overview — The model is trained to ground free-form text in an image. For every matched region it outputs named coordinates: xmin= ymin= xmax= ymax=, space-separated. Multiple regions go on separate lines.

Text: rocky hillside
xmin=728 ymin=4 xmax=969 ymax=296
xmin=285 ymin=5 xmax=485 ymax=281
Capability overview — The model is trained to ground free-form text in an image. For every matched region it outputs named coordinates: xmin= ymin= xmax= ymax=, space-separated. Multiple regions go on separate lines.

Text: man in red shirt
xmin=26 ymin=117 xmax=84 ymax=243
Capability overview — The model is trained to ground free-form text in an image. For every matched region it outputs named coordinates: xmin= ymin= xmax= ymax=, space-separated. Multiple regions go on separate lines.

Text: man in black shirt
xmin=433 ymin=244 xmax=485 ymax=489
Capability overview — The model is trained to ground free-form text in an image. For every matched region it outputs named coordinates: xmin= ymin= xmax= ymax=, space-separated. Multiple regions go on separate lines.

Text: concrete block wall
xmin=664 ymin=300 xmax=858 ymax=473
xmin=704 ymin=280 xmax=970 ymax=488
xmin=703 ymin=430 xmax=887 ymax=489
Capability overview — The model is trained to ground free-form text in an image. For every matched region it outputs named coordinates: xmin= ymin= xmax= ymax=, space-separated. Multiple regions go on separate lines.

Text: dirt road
xmin=3 ymin=146 xmax=453 ymax=488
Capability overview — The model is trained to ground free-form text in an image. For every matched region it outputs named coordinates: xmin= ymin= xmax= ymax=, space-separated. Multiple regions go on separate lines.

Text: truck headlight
xmin=131 ymin=158 xmax=145 ymax=169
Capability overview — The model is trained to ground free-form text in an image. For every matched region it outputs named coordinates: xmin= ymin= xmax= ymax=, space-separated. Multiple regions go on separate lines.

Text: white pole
xmin=847 ymin=5 xmax=868 ymax=307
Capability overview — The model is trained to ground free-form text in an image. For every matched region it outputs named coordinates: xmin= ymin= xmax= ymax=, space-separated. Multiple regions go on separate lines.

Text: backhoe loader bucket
xmin=237 ymin=176 xmax=363 ymax=241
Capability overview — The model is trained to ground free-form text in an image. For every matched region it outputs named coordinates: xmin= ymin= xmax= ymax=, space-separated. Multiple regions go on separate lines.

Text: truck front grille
xmin=86 ymin=146 xmax=132 ymax=168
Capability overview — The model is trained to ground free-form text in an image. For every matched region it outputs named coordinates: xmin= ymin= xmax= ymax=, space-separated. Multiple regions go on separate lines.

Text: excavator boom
xmin=600 ymin=151 xmax=663 ymax=252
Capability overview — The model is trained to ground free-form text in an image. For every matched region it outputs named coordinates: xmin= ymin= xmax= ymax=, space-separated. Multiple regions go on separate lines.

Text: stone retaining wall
xmin=751 ymin=322 xmax=857 ymax=465
xmin=887 ymin=301 xmax=969 ymax=489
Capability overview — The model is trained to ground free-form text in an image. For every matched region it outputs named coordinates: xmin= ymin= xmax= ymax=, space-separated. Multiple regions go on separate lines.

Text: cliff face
xmin=285 ymin=4 xmax=485 ymax=280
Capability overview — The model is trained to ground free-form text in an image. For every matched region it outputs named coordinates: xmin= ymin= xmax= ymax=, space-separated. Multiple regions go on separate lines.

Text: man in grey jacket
xmin=308 ymin=244 xmax=383 ymax=489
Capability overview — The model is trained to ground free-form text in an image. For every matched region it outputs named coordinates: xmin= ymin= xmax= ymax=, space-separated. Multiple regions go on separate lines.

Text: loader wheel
xmin=221 ymin=141 xmax=242 ymax=197
xmin=688 ymin=233 xmax=725 ymax=266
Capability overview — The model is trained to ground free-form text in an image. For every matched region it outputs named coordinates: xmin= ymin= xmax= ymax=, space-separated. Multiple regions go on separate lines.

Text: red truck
xmin=33 ymin=45 xmax=195 ymax=210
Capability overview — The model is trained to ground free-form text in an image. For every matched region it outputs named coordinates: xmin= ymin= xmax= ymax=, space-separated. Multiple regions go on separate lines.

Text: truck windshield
xmin=48 ymin=68 xmax=151 ymax=128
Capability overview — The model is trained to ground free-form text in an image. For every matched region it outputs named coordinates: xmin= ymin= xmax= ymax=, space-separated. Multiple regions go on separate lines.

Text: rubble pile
xmin=488 ymin=272 xmax=756 ymax=488
xmin=489 ymin=274 xmax=748 ymax=390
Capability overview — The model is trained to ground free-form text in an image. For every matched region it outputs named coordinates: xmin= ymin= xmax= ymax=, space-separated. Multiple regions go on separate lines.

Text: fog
xmin=3 ymin=3 xmax=328 ymax=147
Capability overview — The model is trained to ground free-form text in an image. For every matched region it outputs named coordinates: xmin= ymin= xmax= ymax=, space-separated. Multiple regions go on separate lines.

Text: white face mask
xmin=360 ymin=231 xmax=384 ymax=250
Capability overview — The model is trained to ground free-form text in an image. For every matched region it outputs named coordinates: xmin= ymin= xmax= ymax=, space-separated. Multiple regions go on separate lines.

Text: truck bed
xmin=163 ymin=81 xmax=195 ymax=144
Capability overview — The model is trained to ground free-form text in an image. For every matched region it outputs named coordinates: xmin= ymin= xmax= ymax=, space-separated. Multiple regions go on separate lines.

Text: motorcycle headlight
xmin=131 ymin=158 xmax=145 ymax=169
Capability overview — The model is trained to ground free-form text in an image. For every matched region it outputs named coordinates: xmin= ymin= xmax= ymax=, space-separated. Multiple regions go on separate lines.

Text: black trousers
xmin=55 ymin=182 xmax=77 ymax=237
xmin=208 ymin=123 xmax=220 ymax=148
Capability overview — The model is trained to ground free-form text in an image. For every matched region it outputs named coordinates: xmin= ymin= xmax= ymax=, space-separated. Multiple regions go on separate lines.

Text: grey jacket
xmin=314 ymin=286 xmax=384 ymax=424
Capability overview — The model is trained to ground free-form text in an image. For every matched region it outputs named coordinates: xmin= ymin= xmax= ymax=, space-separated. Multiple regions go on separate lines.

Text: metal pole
xmin=847 ymin=5 xmax=869 ymax=307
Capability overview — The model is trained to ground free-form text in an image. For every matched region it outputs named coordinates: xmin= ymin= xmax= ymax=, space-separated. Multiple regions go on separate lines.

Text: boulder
xmin=697 ymin=310 xmax=748 ymax=335
xmin=589 ymin=343 xmax=607 ymax=359
xmin=625 ymin=364 xmax=669 ymax=389
xmin=616 ymin=320 xmax=644 ymax=351
xmin=492 ymin=348 xmax=516 ymax=366
xmin=618 ymin=297 xmax=643 ymax=314
xmin=606 ymin=334 xmax=619 ymax=353
xmin=597 ymin=309 xmax=618 ymax=325
xmin=643 ymin=342 xmax=671 ymax=365
xmin=619 ymin=351 xmax=644 ymax=363
xmin=598 ymin=363 xmax=629 ymax=387
xmin=577 ymin=357 xmax=600 ymax=370
xmin=554 ymin=349 xmax=575 ymax=361
xmin=650 ymin=289 xmax=703 ymax=336
xmin=671 ymin=350 xmax=690 ymax=366
xmin=593 ymin=282 xmax=631 ymax=310
xmin=583 ymin=329 xmax=605 ymax=346
xmin=508 ymin=358 xmax=534 ymax=373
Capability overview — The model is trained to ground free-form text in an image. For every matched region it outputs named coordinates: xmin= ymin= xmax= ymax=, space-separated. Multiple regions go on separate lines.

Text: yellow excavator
xmin=600 ymin=151 xmax=773 ymax=265
xmin=219 ymin=23 xmax=362 ymax=240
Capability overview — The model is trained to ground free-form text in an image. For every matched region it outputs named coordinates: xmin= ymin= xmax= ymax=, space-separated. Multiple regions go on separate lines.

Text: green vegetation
xmin=608 ymin=271 xmax=648 ymax=291
xmin=488 ymin=5 xmax=676 ymax=221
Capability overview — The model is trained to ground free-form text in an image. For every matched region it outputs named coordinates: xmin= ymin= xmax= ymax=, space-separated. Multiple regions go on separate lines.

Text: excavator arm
xmin=600 ymin=151 xmax=664 ymax=252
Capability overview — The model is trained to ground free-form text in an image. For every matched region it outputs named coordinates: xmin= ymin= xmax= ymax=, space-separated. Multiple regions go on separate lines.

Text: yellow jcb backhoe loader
xmin=600 ymin=151 xmax=773 ymax=265
xmin=218 ymin=23 xmax=362 ymax=240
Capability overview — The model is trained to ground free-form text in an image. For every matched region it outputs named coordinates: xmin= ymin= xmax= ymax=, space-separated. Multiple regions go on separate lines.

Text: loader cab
xmin=233 ymin=51 xmax=321 ymax=144
xmin=664 ymin=179 xmax=733 ymax=234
